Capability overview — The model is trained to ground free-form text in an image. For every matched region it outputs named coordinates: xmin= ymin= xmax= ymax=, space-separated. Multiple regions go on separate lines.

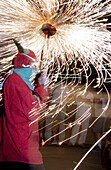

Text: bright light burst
xmin=0 ymin=0 xmax=111 ymax=169
xmin=0 ymin=0 xmax=111 ymax=83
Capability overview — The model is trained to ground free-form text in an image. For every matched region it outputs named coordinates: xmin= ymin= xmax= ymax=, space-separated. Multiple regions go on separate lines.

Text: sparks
xmin=0 ymin=0 xmax=110 ymax=86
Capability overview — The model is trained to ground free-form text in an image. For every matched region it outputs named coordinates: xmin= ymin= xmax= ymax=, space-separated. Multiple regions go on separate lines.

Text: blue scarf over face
xmin=0 ymin=67 xmax=43 ymax=108
xmin=14 ymin=68 xmax=37 ymax=90
xmin=0 ymin=68 xmax=37 ymax=91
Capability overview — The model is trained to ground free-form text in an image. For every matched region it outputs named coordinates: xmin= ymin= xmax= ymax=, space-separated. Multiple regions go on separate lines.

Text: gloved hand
xmin=38 ymin=72 xmax=49 ymax=86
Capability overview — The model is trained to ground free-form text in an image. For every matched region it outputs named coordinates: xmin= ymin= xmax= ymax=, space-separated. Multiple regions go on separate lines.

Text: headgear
xmin=13 ymin=40 xmax=37 ymax=69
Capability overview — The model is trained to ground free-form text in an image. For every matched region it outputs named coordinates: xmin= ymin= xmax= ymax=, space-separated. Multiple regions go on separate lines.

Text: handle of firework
xmin=39 ymin=32 xmax=50 ymax=71
xmin=39 ymin=49 xmax=43 ymax=72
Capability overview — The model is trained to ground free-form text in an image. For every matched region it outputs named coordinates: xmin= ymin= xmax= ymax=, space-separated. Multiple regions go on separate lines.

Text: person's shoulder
xmin=5 ymin=72 xmax=18 ymax=83
xmin=4 ymin=72 xmax=22 ymax=88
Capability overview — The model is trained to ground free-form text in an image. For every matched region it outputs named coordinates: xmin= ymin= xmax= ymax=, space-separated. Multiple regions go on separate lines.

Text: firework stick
xmin=39 ymin=49 xmax=43 ymax=71
xmin=39 ymin=34 xmax=49 ymax=72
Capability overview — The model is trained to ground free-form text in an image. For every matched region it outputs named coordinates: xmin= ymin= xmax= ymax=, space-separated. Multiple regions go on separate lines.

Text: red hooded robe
xmin=0 ymin=50 xmax=49 ymax=165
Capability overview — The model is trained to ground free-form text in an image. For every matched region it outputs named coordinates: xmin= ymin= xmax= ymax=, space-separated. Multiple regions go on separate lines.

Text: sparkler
xmin=0 ymin=0 xmax=111 ymax=169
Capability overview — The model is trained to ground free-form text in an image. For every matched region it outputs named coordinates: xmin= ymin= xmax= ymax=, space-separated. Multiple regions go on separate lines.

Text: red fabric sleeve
xmin=4 ymin=74 xmax=45 ymax=122
xmin=34 ymin=84 xmax=49 ymax=102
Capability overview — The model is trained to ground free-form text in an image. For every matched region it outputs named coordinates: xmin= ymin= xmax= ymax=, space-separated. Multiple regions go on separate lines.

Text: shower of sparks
xmin=0 ymin=0 xmax=111 ymax=84
xmin=0 ymin=0 xmax=111 ymax=168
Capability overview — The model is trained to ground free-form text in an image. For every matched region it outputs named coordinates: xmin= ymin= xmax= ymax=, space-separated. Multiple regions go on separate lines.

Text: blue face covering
xmin=14 ymin=68 xmax=37 ymax=90
xmin=0 ymin=68 xmax=37 ymax=90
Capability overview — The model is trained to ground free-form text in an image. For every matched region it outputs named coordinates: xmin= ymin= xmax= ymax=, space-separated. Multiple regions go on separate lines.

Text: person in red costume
xmin=0 ymin=41 xmax=49 ymax=170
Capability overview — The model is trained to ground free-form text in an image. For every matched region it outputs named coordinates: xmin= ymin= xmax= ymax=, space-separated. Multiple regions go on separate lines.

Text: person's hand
xmin=38 ymin=72 xmax=49 ymax=86
xmin=34 ymin=72 xmax=41 ymax=87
